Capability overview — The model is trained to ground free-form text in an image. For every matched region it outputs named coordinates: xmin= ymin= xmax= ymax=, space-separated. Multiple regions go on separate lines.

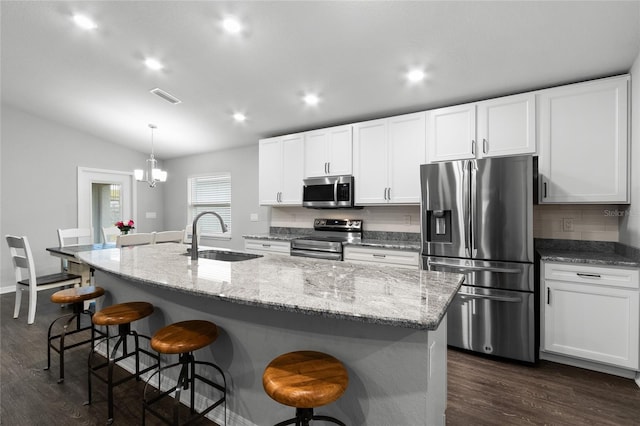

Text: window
xmin=188 ymin=173 xmax=231 ymax=238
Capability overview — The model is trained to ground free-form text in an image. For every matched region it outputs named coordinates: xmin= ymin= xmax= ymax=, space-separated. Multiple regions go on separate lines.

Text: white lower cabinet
xmin=244 ymin=239 xmax=291 ymax=255
xmin=541 ymin=261 xmax=639 ymax=370
xmin=343 ymin=246 xmax=419 ymax=269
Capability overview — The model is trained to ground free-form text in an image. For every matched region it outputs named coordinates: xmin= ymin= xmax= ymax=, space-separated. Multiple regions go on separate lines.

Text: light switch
xmin=146 ymin=212 xmax=157 ymax=219
xmin=250 ymin=213 xmax=259 ymax=222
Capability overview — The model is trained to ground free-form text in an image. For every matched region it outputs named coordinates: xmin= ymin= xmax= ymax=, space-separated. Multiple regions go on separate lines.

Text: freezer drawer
xmin=447 ymin=285 xmax=535 ymax=363
xmin=423 ymin=256 xmax=534 ymax=292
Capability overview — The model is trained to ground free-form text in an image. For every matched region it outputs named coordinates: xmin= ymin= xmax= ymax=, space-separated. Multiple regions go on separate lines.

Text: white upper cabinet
xmin=537 ymin=75 xmax=629 ymax=204
xmin=303 ymin=125 xmax=352 ymax=178
xmin=259 ymin=133 xmax=304 ymax=205
xmin=477 ymin=93 xmax=536 ymax=158
xmin=427 ymin=103 xmax=476 ymax=162
xmin=427 ymin=93 xmax=536 ymax=162
xmin=353 ymin=111 xmax=426 ymax=204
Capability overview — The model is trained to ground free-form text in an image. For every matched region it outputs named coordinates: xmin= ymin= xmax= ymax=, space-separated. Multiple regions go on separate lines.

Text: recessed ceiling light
xmin=233 ymin=112 xmax=246 ymax=122
xmin=73 ymin=14 xmax=97 ymax=30
xmin=303 ymin=93 xmax=320 ymax=106
xmin=222 ymin=17 xmax=243 ymax=34
xmin=144 ymin=58 xmax=164 ymax=71
xmin=406 ymin=69 xmax=426 ymax=83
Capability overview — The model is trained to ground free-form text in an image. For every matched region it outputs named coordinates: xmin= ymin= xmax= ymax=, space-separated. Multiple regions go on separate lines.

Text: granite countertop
xmin=243 ymin=234 xmax=420 ymax=251
xmin=537 ymin=249 xmax=640 ymax=268
xmin=77 ymin=243 xmax=463 ymax=330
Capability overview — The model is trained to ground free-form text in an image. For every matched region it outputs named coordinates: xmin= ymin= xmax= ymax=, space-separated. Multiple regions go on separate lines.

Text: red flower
xmin=115 ymin=220 xmax=135 ymax=232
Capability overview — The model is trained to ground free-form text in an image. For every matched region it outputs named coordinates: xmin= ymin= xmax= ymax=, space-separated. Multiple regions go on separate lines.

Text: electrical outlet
xmin=404 ymin=215 xmax=411 ymax=225
xmin=250 ymin=213 xmax=259 ymax=222
xmin=562 ymin=218 xmax=574 ymax=232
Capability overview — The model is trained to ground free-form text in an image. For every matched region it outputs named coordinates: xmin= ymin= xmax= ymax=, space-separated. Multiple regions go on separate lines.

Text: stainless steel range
xmin=290 ymin=219 xmax=363 ymax=260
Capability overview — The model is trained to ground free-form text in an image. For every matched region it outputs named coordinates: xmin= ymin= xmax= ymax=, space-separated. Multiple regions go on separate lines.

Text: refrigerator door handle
xmin=470 ymin=160 xmax=478 ymax=258
xmin=463 ymin=161 xmax=471 ymax=257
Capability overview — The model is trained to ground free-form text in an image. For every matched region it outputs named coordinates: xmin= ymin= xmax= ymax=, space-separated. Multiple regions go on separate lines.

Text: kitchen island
xmin=77 ymin=243 xmax=463 ymax=426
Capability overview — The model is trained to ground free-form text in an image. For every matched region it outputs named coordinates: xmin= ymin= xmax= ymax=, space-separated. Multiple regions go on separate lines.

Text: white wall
xmin=163 ymin=144 xmax=270 ymax=251
xmin=620 ymin=49 xmax=640 ymax=248
xmin=0 ymin=104 xmax=164 ymax=292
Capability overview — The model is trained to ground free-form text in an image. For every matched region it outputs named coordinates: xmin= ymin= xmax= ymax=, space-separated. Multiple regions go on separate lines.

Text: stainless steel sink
xmin=185 ymin=249 xmax=262 ymax=262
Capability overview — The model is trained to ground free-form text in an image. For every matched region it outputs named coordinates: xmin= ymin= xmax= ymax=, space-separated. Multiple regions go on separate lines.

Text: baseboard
xmin=540 ymin=351 xmax=639 ymax=381
xmin=0 ymin=285 xmax=16 ymax=295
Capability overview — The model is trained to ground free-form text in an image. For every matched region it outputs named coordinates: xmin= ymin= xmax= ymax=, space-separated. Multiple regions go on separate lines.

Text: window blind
xmin=188 ymin=173 xmax=231 ymax=236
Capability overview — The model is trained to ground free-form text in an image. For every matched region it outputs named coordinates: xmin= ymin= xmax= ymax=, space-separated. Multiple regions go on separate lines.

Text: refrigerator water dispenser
xmin=427 ymin=210 xmax=452 ymax=243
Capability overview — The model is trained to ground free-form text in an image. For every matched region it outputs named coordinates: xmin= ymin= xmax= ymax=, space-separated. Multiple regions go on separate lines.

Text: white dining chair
xmin=153 ymin=230 xmax=184 ymax=244
xmin=6 ymin=235 xmax=83 ymax=325
xmin=101 ymin=226 xmax=120 ymax=244
xmin=116 ymin=233 xmax=155 ymax=247
xmin=57 ymin=228 xmax=93 ymax=271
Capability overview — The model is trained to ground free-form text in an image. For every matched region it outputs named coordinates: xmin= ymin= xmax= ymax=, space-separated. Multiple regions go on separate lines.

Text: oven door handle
xmin=290 ymin=249 xmax=342 ymax=261
xmin=457 ymin=293 xmax=522 ymax=303
xmin=427 ymin=260 xmax=521 ymax=274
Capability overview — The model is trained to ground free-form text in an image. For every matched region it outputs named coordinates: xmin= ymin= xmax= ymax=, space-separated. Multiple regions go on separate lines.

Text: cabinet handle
xmin=483 ymin=138 xmax=488 ymax=154
xmin=387 ymin=187 xmax=391 ymax=200
xmin=471 ymin=140 xmax=476 ymax=155
xmin=383 ymin=188 xmax=387 ymax=200
xmin=576 ymin=273 xmax=601 ymax=279
xmin=262 ymin=244 xmax=271 ymax=248
xmin=373 ymin=254 xmax=386 ymax=258
xmin=327 ymin=162 xmax=330 ymax=175
xmin=547 ymin=287 xmax=550 ymax=305
xmin=543 ymin=182 xmax=547 ymax=198
xmin=324 ymin=162 xmax=328 ymax=174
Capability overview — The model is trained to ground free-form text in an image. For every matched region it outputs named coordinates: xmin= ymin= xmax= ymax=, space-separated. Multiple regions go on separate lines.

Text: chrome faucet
xmin=191 ymin=211 xmax=228 ymax=260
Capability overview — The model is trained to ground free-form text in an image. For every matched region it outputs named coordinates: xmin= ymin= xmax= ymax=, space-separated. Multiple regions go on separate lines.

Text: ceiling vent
xmin=150 ymin=88 xmax=182 ymax=105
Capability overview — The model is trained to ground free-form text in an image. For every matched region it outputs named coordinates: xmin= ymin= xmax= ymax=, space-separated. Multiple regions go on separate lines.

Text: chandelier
xmin=134 ymin=124 xmax=167 ymax=187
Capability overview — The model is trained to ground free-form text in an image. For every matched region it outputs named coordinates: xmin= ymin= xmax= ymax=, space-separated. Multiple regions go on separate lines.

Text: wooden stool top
xmin=151 ymin=320 xmax=219 ymax=354
xmin=51 ymin=286 xmax=105 ymax=304
xmin=263 ymin=351 xmax=349 ymax=409
xmin=92 ymin=301 xmax=154 ymax=326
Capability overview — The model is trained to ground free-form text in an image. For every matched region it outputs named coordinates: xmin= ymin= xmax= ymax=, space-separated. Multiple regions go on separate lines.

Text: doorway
xmin=78 ymin=168 xmax=136 ymax=243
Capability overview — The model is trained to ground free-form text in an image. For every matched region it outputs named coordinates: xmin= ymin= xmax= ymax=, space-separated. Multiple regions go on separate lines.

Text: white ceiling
xmin=2 ymin=1 xmax=639 ymax=160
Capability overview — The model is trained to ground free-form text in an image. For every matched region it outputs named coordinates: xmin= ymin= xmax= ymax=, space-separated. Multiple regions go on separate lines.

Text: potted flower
xmin=115 ymin=220 xmax=135 ymax=235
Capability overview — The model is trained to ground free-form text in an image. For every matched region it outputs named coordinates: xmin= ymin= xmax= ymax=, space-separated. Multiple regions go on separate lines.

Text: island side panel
xmin=95 ymin=270 xmax=447 ymax=426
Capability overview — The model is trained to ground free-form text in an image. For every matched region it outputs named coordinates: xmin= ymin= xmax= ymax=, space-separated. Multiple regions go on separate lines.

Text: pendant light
xmin=134 ymin=124 xmax=167 ymax=187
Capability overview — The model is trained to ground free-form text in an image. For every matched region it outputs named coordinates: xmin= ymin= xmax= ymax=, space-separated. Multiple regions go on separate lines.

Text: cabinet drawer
xmin=244 ymin=239 xmax=290 ymax=255
xmin=544 ymin=262 xmax=639 ymax=289
xmin=344 ymin=246 xmax=419 ymax=268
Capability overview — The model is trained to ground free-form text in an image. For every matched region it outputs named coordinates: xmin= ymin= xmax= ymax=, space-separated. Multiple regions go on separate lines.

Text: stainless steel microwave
xmin=302 ymin=175 xmax=354 ymax=208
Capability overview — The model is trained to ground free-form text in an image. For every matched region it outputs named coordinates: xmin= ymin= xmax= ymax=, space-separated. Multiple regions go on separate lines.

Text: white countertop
xmin=77 ymin=243 xmax=463 ymax=330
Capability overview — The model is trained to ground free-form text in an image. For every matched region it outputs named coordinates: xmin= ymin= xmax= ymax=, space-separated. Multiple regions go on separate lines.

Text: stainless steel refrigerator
xmin=420 ymin=155 xmax=536 ymax=362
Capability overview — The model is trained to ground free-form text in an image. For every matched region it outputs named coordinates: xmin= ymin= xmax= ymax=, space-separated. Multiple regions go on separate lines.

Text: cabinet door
xmin=326 ymin=125 xmax=352 ymax=176
xmin=388 ymin=112 xmax=426 ymax=204
xmin=353 ymin=118 xmax=388 ymax=204
xmin=543 ymin=279 xmax=639 ymax=369
xmin=538 ymin=76 xmax=629 ymax=203
xmin=477 ymin=93 xmax=536 ymax=158
xmin=303 ymin=125 xmax=352 ymax=177
xmin=427 ymin=103 xmax=476 ymax=162
xmin=280 ymin=134 xmax=304 ymax=205
xmin=258 ymin=137 xmax=283 ymax=205
xmin=303 ymin=129 xmax=329 ymax=178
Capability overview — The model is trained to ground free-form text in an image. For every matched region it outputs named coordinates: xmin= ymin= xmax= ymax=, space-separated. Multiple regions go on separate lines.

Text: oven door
xmin=447 ymin=285 xmax=535 ymax=363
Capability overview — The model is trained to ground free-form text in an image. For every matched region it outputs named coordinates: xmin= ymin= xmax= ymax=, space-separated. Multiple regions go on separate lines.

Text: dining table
xmin=46 ymin=243 xmax=116 ymax=287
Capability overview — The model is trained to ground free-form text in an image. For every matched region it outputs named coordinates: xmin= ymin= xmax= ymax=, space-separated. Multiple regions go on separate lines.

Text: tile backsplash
xmin=533 ymin=204 xmax=624 ymax=242
xmin=269 ymin=204 xmax=624 ymax=242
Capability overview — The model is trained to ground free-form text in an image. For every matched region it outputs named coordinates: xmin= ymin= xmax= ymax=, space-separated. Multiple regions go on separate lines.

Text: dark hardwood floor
xmin=2 ymin=291 xmax=639 ymax=425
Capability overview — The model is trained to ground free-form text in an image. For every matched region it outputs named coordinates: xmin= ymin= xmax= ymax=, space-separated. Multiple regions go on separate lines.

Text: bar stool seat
xmin=143 ymin=320 xmax=227 ymax=426
xmin=87 ymin=301 xmax=158 ymax=425
xmin=46 ymin=286 xmax=105 ymax=383
xmin=263 ymin=351 xmax=349 ymax=426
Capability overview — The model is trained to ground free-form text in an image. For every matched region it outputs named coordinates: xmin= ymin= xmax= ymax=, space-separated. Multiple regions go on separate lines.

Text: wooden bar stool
xmin=46 ymin=285 xmax=105 ymax=383
xmin=263 ymin=351 xmax=349 ymax=426
xmin=86 ymin=301 xmax=159 ymax=425
xmin=142 ymin=320 xmax=227 ymax=425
